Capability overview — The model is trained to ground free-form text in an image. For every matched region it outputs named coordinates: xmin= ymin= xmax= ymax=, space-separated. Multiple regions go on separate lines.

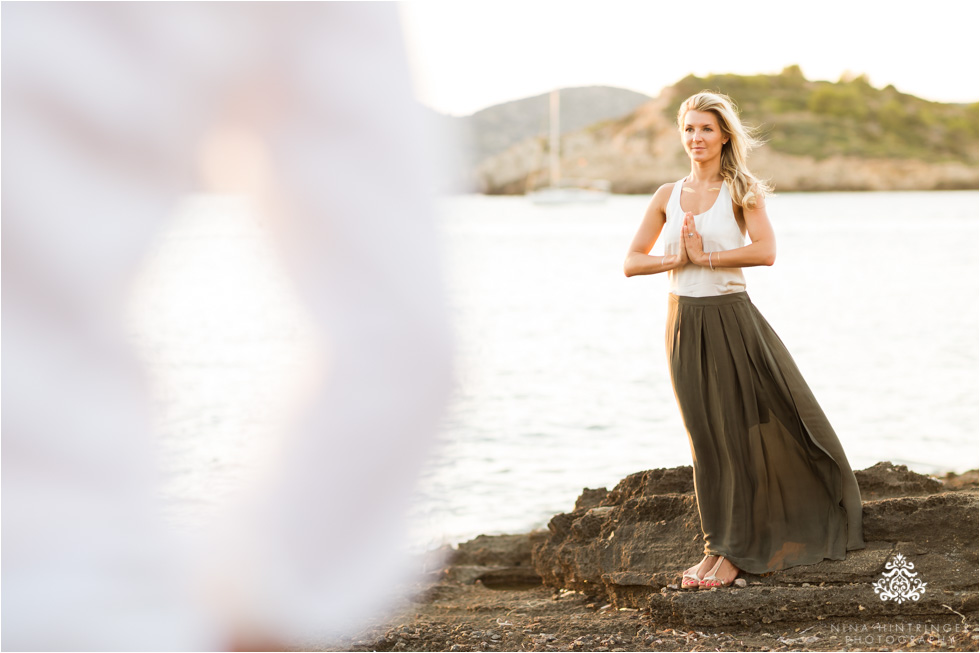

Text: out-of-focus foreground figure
xmin=1 ymin=3 xmax=453 ymax=650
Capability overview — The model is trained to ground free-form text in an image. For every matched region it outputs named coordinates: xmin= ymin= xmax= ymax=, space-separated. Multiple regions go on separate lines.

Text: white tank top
xmin=663 ymin=178 xmax=747 ymax=297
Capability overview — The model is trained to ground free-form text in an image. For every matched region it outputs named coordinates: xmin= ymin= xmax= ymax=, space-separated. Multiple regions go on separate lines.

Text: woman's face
xmin=682 ymin=109 xmax=729 ymax=164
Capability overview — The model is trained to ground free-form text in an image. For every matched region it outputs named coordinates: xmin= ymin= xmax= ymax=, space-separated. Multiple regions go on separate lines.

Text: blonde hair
xmin=676 ymin=91 xmax=771 ymax=209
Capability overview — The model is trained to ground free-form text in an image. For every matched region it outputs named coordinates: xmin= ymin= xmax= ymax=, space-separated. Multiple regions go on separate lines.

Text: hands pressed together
xmin=680 ymin=212 xmax=708 ymax=266
xmin=662 ymin=212 xmax=707 ymax=270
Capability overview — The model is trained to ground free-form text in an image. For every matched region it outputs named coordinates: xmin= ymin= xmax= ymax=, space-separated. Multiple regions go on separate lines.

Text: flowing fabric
xmin=2 ymin=3 xmax=452 ymax=649
xmin=666 ymin=291 xmax=865 ymax=574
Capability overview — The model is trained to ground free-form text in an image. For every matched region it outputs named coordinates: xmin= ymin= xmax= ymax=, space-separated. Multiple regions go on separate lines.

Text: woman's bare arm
xmin=624 ymin=184 xmax=689 ymax=277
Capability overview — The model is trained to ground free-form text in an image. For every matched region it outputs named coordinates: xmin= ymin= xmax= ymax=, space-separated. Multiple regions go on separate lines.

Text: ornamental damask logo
xmin=872 ymin=553 xmax=927 ymax=603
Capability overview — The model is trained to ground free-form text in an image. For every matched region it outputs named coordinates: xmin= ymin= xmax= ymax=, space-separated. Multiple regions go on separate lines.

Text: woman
xmin=624 ymin=92 xmax=865 ymax=589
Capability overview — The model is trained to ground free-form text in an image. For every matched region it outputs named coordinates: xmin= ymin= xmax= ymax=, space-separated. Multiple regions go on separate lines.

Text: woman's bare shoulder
xmin=648 ymin=182 xmax=675 ymax=211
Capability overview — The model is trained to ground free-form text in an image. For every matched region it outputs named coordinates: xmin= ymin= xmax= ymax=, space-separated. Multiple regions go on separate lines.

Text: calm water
xmin=129 ymin=191 xmax=980 ymax=551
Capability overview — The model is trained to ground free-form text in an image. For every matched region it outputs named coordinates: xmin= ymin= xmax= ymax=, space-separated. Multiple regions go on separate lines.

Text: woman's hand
xmin=682 ymin=213 xmax=707 ymax=266
xmin=673 ymin=218 xmax=690 ymax=267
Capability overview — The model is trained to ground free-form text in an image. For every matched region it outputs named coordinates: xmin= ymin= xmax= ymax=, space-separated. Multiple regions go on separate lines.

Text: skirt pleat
xmin=666 ymin=291 xmax=865 ymax=574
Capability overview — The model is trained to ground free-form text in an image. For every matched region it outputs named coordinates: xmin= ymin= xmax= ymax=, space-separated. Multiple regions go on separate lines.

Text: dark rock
xmin=530 ymin=462 xmax=979 ymax=626
xmin=647 ymin=583 xmax=978 ymax=626
xmin=445 ymin=531 xmax=548 ymax=587
xmin=535 ymin=489 xmax=703 ymax=595
xmin=452 ymin=532 xmax=548 ymax=567
xmin=935 ymin=468 xmax=980 ymax=491
xmin=854 ymin=461 xmax=944 ymax=499
xmin=574 ymin=487 xmax=608 ymax=511
xmin=863 ymin=492 xmax=979 ymax=556
xmin=600 ymin=467 xmax=695 ymax=506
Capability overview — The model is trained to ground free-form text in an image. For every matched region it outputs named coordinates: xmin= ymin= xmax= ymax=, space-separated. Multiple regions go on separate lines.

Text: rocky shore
xmin=322 ymin=463 xmax=978 ymax=652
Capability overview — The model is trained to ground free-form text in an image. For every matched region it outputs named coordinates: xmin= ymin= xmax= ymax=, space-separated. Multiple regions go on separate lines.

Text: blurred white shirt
xmin=2 ymin=3 xmax=452 ymax=649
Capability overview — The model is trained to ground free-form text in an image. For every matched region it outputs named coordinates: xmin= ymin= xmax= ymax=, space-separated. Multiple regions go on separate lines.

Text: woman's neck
xmin=688 ymin=159 xmax=724 ymax=184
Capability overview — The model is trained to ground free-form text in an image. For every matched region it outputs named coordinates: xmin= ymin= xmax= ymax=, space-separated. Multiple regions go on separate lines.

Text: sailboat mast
xmin=549 ymin=89 xmax=560 ymax=187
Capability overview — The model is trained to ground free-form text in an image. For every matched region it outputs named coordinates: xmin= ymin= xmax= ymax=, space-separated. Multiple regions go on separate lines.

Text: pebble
xmin=734 ymin=578 xmax=748 ymax=588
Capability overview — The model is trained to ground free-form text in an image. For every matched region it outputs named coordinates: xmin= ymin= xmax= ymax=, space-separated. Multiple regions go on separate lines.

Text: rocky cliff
xmin=472 ymin=76 xmax=979 ymax=194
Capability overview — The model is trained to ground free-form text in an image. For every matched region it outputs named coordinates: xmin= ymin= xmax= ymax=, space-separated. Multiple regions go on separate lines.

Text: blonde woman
xmin=624 ymin=92 xmax=865 ymax=588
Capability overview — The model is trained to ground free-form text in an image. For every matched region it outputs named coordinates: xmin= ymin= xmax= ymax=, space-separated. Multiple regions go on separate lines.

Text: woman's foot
xmin=699 ymin=555 xmax=739 ymax=588
xmin=681 ymin=555 xmax=719 ymax=589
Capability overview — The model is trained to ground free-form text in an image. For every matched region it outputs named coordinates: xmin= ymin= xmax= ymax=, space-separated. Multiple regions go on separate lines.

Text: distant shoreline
xmin=457 ymin=187 xmax=980 ymax=198
xmin=451 ymin=75 xmax=978 ymax=197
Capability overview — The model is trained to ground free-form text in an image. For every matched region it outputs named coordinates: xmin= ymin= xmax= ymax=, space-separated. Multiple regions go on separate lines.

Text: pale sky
xmin=400 ymin=0 xmax=980 ymax=116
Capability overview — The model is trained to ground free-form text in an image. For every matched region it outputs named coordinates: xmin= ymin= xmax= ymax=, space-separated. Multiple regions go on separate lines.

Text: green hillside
xmin=669 ymin=66 xmax=979 ymax=164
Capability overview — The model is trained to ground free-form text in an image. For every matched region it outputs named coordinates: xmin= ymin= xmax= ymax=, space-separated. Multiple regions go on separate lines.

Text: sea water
xmin=129 ymin=191 xmax=979 ymax=551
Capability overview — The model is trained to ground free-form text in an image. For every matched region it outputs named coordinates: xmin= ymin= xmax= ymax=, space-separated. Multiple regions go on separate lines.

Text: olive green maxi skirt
xmin=666 ymin=291 xmax=865 ymax=574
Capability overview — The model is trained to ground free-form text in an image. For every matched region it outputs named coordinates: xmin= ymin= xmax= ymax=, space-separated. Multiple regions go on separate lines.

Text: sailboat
xmin=527 ymin=89 xmax=610 ymax=204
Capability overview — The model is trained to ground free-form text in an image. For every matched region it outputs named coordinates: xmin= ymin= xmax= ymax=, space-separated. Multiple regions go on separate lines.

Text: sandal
xmin=680 ymin=555 xmax=711 ymax=589
xmin=681 ymin=570 xmax=702 ymax=589
xmin=699 ymin=555 xmax=739 ymax=588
